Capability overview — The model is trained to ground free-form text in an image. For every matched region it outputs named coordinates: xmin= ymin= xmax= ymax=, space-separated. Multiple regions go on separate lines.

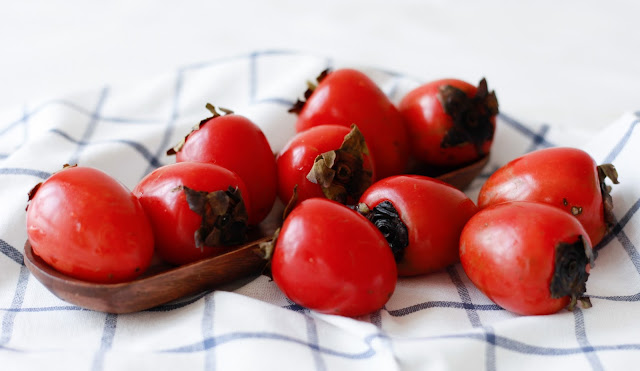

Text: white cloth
xmin=1 ymin=51 xmax=639 ymax=370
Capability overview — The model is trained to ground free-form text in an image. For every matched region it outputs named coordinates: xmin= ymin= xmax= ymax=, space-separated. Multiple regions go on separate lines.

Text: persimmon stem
xmin=181 ymin=186 xmax=248 ymax=249
xmin=598 ymin=163 xmax=619 ymax=234
xmin=550 ymin=235 xmax=594 ymax=311
xmin=437 ymin=78 xmax=498 ymax=156
xmin=306 ymin=125 xmax=372 ymax=204
xmin=356 ymin=201 xmax=408 ymax=262
xmin=288 ymin=68 xmax=331 ymax=115
xmin=167 ymin=104 xmax=233 ymax=156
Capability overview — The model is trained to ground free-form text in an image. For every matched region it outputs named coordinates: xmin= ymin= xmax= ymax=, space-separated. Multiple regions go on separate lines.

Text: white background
xmin=1 ymin=0 xmax=638 ymax=131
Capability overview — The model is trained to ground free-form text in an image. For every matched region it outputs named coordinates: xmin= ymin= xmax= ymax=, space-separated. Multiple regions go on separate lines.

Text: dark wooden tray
xmin=24 ymin=237 xmax=271 ymax=314
xmin=23 ymin=155 xmax=489 ymax=314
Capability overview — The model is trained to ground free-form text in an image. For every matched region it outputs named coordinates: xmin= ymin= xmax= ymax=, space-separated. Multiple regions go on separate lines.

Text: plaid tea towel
xmin=1 ymin=50 xmax=638 ymax=370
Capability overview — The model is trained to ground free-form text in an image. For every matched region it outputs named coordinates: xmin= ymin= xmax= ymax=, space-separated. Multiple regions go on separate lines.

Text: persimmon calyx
xmin=306 ymin=125 xmax=372 ymax=204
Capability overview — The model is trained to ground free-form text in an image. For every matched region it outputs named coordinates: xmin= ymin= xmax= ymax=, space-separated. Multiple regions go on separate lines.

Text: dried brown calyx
xmin=550 ymin=235 xmax=596 ymax=311
xmin=181 ymin=185 xmax=248 ymax=249
xmin=27 ymin=183 xmax=42 ymax=204
xmin=288 ymin=69 xmax=331 ymax=115
xmin=306 ymin=125 xmax=373 ymax=204
xmin=354 ymin=201 xmax=409 ymax=262
xmin=438 ymin=78 xmax=499 ymax=156
xmin=256 ymin=227 xmax=280 ymax=279
xmin=167 ymin=104 xmax=233 ymax=155
xmin=597 ymin=163 xmax=619 ymax=233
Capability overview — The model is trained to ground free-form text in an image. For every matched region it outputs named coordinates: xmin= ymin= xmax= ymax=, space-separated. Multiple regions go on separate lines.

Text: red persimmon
xmin=133 ymin=162 xmax=251 ymax=266
xmin=358 ymin=175 xmax=478 ymax=276
xmin=477 ymin=147 xmax=619 ymax=246
xmin=460 ymin=201 xmax=595 ymax=315
xmin=276 ymin=124 xmax=374 ymax=206
xmin=168 ymin=105 xmax=277 ymax=225
xmin=271 ymin=198 xmax=397 ymax=317
xmin=26 ymin=165 xmax=154 ymax=283
xmin=399 ymin=78 xmax=498 ymax=167
xmin=289 ymin=68 xmax=409 ymax=179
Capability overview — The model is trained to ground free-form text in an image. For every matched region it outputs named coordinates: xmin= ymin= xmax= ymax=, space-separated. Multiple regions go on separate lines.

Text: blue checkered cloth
xmin=1 ymin=50 xmax=638 ymax=370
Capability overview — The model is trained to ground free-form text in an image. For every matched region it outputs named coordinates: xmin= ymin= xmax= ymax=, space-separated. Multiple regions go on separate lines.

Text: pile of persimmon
xmin=25 ymin=68 xmax=618 ymax=318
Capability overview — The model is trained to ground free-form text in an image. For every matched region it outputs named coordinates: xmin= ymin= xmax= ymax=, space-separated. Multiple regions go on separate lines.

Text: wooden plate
xmin=436 ymin=155 xmax=489 ymax=190
xmin=23 ymin=155 xmax=489 ymax=314
xmin=24 ymin=237 xmax=271 ymax=314
xmin=409 ymin=154 xmax=490 ymax=190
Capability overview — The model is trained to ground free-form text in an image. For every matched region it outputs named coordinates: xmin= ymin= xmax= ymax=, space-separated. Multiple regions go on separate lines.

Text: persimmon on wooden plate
xmin=23 ymin=155 xmax=488 ymax=314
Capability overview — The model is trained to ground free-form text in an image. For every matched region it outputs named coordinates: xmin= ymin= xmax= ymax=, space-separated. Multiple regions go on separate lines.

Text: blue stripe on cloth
xmin=67 ymin=87 xmax=109 ymax=166
xmin=165 ymin=331 xmax=378 ymax=360
xmin=602 ymin=118 xmax=638 ymax=164
xmin=247 ymin=50 xmax=333 ymax=108
xmin=49 ymin=128 xmax=162 ymax=168
xmin=66 ymin=100 xmax=160 ymax=122
xmin=367 ymin=309 xmax=398 ymax=365
xmin=202 ymin=293 xmax=216 ymax=370
xmin=419 ymin=332 xmax=638 ymax=356
xmin=0 ymin=241 xmax=24 ymax=357
xmin=386 ymin=301 xmax=503 ymax=317
xmin=589 ymin=292 xmax=640 ymax=302
xmin=21 ymin=100 xmax=92 ymax=126
xmin=0 ymin=305 xmax=87 ymax=312
xmin=525 ymin=124 xmax=551 ymax=152
xmin=1 ymin=96 xmax=166 ymax=159
xmin=91 ymin=313 xmax=118 ymax=371
xmin=247 ymin=52 xmax=298 ymax=107
xmin=20 ymin=106 xmax=29 ymax=141
xmin=0 ymin=266 xmax=30 ymax=347
xmin=283 ymin=299 xmax=311 ymax=314
xmin=162 ymin=325 xmax=640 ymax=360
xmin=249 ymin=51 xmax=259 ymax=104
xmin=468 ymin=117 xmax=552 ymax=182
xmin=588 ymin=199 xmax=640 ymax=301
xmin=596 ymin=195 xmax=640 ymax=251
xmin=0 ymin=168 xmax=51 ymax=179
xmin=97 ymin=115 xmax=163 ymax=125
xmin=2 ymin=99 xmax=162 ymax=130
xmin=447 ymin=265 xmax=483 ymax=328
xmin=448 ymin=265 xmax=496 ymax=371
xmin=143 ymin=70 xmax=184 ymax=175
xmin=0 ymin=240 xmax=24 ymax=266
xmin=573 ymin=307 xmax=604 ymax=370
xmin=499 ymin=112 xmax=556 ymax=148
xmin=404 ymin=330 xmax=640 ymax=356
xmin=305 ymin=315 xmax=327 ymax=371
xmin=484 ymin=326 xmax=497 ymax=371
xmin=591 ymin=197 xmax=640 ymax=280
xmin=0 ymin=294 xmax=491 ymax=317
xmin=613 ymin=218 xmax=640 ymax=275
xmin=0 ymin=344 xmax=22 ymax=352
xmin=0 ymin=106 xmax=28 ymax=138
